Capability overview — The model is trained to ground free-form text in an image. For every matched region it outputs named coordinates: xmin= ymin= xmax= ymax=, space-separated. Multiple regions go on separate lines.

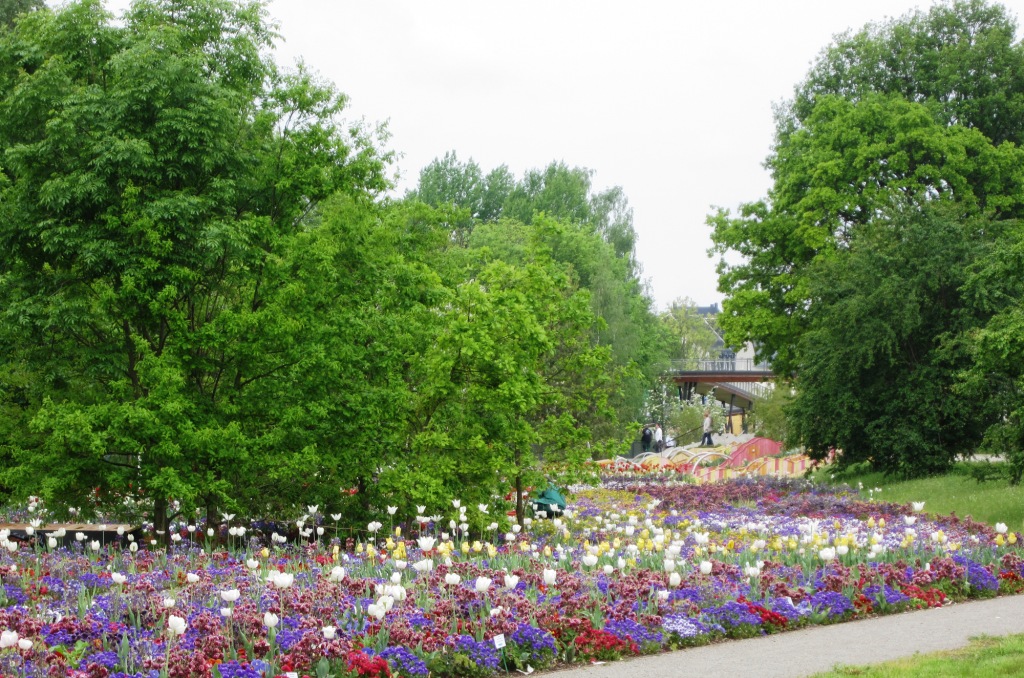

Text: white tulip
xmin=111 ymin=573 xmax=127 ymax=585
xmin=186 ymin=573 xmax=200 ymax=584
xmin=412 ymin=559 xmax=433 ymax=573
xmin=474 ymin=577 xmax=492 ymax=592
xmin=220 ymin=608 xmax=233 ymax=618
xmin=263 ymin=612 xmax=279 ymax=628
xmin=417 ymin=536 xmax=436 ymax=551
xmin=0 ymin=630 xmax=19 ymax=648
xmin=504 ymin=574 xmax=520 ymax=589
xmin=17 ymin=638 xmax=31 ymax=651
xmin=129 ymin=542 xmax=138 ymax=553
xmin=323 ymin=625 xmax=337 ymax=640
xmin=167 ymin=615 xmax=187 ymax=637
xmin=543 ymin=569 xmax=557 ymax=586
xmin=47 ymin=537 xmax=57 ymax=550
xmin=445 ymin=573 xmax=461 ymax=586
xmin=163 ymin=598 xmax=175 ymax=608
xmin=996 ymin=523 xmax=1009 ymax=534
xmin=699 ymin=561 xmax=713 ymax=575
xmin=669 ymin=572 xmax=682 ymax=587
xmin=329 ymin=566 xmax=346 ymax=582
xmin=220 ymin=589 xmax=240 ymax=603
xmin=602 ymin=564 xmax=614 ymax=575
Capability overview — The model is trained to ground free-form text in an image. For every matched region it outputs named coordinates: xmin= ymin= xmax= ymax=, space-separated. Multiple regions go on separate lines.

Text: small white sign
xmin=493 ymin=633 xmax=506 ymax=649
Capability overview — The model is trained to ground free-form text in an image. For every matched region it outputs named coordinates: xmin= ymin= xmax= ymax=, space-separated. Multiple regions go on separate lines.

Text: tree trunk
xmin=515 ymin=472 xmax=524 ymax=527
xmin=154 ymin=494 xmax=169 ymax=549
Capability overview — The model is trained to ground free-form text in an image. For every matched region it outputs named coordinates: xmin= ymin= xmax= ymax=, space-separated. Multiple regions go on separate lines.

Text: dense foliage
xmin=0 ymin=0 xmax=669 ymax=530
xmin=709 ymin=0 xmax=1024 ymax=478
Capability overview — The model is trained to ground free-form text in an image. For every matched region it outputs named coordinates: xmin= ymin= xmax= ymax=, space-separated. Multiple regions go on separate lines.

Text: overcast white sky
xmin=97 ymin=0 xmax=1024 ymax=310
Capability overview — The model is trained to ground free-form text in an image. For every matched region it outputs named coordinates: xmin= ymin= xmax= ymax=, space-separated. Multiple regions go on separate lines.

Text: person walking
xmin=641 ymin=425 xmax=653 ymax=453
xmin=700 ymin=410 xmax=714 ymax=447
xmin=654 ymin=423 xmax=664 ymax=452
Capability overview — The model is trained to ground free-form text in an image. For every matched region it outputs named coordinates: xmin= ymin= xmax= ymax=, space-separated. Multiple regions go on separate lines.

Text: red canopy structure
xmin=727 ymin=437 xmax=782 ymax=468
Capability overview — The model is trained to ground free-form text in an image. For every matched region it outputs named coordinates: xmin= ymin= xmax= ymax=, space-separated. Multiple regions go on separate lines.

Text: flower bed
xmin=0 ymin=477 xmax=1021 ymax=677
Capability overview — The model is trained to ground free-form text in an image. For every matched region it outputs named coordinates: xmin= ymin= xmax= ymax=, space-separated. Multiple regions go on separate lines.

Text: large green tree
xmin=709 ymin=0 xmax=1024 ymax=475
xmin=0 ymin=0 xmax=389 ymax=529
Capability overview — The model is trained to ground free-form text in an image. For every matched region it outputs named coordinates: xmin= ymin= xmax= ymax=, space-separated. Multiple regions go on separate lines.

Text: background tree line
xmin=0 ymin=0 xmax=701 ymax=532
xmin=710 ymin=0 xmax=1024 ymax=480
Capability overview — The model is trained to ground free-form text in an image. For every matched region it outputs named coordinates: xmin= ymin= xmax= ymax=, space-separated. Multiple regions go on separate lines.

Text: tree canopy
xmin=0 ymin=0 xmax=643 ymax=531
xmin=709 ymin=0 xmax=1024 ymax=477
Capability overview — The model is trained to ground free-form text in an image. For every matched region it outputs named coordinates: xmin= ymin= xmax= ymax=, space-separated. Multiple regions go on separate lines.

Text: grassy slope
xmin=811 ymin=466 xmax=1024 ymax=532
xmin=812 ymin=634 xmax=1024 ymax=677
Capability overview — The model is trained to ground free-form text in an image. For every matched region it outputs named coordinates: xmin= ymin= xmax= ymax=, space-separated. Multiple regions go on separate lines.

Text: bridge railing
xmin=668 ymin=358 xmax=772 ymax=373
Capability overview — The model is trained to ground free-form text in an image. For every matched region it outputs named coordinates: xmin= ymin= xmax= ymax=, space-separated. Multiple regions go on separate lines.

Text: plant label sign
xmin=493 ymin=633 xmax=506 ymax=649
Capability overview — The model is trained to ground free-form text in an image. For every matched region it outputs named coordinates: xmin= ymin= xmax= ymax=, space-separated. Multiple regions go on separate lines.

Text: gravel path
xmin=548 ymin=595 xmax=1024 ymax=678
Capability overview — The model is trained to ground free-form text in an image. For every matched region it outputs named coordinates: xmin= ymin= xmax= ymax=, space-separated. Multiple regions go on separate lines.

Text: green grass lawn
xmin=812 ymin=464 xmax=1024 ymax=532
xmin=811 ymin=634 xmax=1024 ymax=677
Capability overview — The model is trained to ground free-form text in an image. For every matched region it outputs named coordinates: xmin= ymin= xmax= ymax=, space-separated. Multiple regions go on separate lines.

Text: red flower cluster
xmin=572 ymin=627 xmax=638 ymax=661
xmin=737 ymin=596 xmax=789 ymax=628
xmin=347 ymin=650 xmax=391 ymax=678
xmin=902 ymin=584 xmax=946 ymax=608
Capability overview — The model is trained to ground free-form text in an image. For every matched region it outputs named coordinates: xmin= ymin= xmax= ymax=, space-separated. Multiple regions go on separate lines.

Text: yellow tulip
xmin=461 ymin=543 xmax=470 ymax=554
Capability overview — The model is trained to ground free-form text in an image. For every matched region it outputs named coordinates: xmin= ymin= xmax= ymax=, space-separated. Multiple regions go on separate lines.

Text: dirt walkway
xmin=549 ymin=595 xmax=1024 ymax=678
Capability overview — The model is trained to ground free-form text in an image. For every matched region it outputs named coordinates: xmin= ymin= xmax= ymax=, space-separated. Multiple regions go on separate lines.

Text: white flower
xmin=171 ymin=534 xmax=182 ymax=543
xmin=819 ymin=547 xmax=836 ymax=562
xmin=307 ymin=505 xmax=319 ymax=515
xmin=912 ymin=501 xmax=926 ymax=512
xmin=504 ymin=574 xmax=520 ymax=589
xmin=367 ymin=603 xmax=386 ymax=620
xmin=412 ymin=559 xmax=433 ymax=573
xmin=602 ymin=564 xmax=614 ymax=575
xmin=478 ymin=504 xmax=489 ymax=514
xmin=394 ymin=560 xmax=407 ymax=570
xmin=271 ymin=572 xmax=294 ymax=589
xmin=387 ymin=506 xmax=398 ymax=515
xmin=220 ymin=607 xmax=233 ymax=618
xmin=111 ymin=573 xmax=127 ymax=585
xmin=75 ymin=532 xmax=86 ymax=542
xmin=490 ymin=606 xmax=504 ymax=617
xmin=47 ymin=537 xmax=57 ymax=550
xmin=167 ymin=615 xmax=187 ymax=637
xmin=669 ymin=572 xmax=682 ymax=587
xmin=452 ymin=500 xmax=461 ymax=509
xmin=323 ymin=625 xmax=337 ymax=640
xmin=263 ymin=612 xmax=279 ymax=628
xmin=129 ymin=542 xmax=139 ymax=553
xmin=207 ymin=528 xmax=214 ymax=537
xmin=331 ymin=513 xmax=343 ymax=521
xmin=90 ymin=540 xmax=101 ymax=552
xmin=581 ymin=554 xmax=598 ymax=568
xmin=0 ymin=630 xmax=19 ymax=648
xmin=904 ymin=516 xmax=917 ymax=526
xmin=329 ymin=566 xmax=346 ymax=582
xmin=474 ymin=577 xmax=492 ymax=592
xmin=417 ymin=505 xmax=426 ymax=514
xmin=186 ymin=573 xmax=200 ymax=584
xmin=220 ymin=589 xmax=240 ymax=603
xmin=543 ymin=569 xmax=557 ymax=586
xmin=221 ymin=512 xmax=235 ymax=522
xmin=663 ymin=559 xmax=676 ymax=572
xmin=246 ymin=559 xmax=260 ymax=570
xmin=996 ymin=523 xmax=1009 ymax=534
xmin=367 ymin=521 xmax=383 ymax=533
xmin=699 ymin=561 xmax=713 ymax=575
xmin=163 ymin=598 xmax=175 ymax=608
xmin=656 ymin=590 xmax=670 ymax=601
xmin=445 ymin=573 xmax=461 ymax=586
xmin=17 ymin=638 xmax=31 ymax=651
xmin=417 ymin=536 xmax=436 ymax=551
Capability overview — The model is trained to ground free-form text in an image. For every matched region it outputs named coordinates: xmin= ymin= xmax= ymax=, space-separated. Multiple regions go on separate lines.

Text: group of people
xmin=640 ymin=423 xmax=664 ymax=453
xmin=640 ymin=410 xmax=715 ymax=453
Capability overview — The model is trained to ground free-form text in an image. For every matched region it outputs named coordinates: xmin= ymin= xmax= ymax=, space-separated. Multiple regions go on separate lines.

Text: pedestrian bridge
xmin=667 ymin=358 xmax=775 ymax=427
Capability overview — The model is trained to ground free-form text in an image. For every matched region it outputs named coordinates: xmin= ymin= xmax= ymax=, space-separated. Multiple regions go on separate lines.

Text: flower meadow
xmin=1 ymin=477 xmax=1023 ymax=678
